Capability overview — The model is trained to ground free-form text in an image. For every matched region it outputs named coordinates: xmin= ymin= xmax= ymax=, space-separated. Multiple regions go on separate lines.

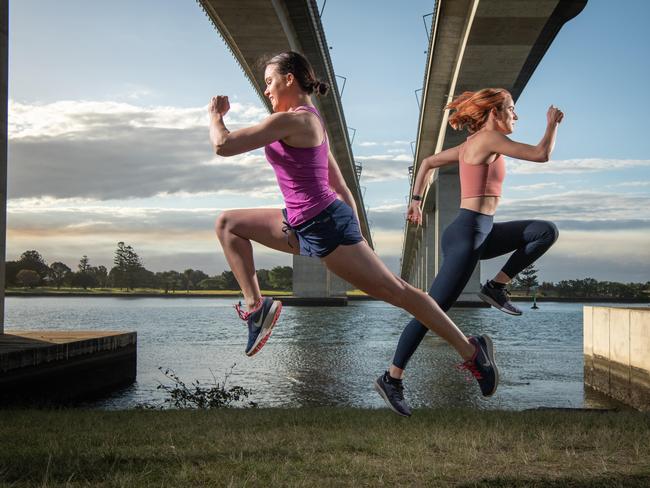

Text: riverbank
xmin=1 ymin=408 xmax=648 ymax=487
xmin=5 ymin=288 xmax=649 ymax=303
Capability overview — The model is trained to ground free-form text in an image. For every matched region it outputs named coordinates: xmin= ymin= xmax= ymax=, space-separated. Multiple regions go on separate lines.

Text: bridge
xmin=197 ymin=0 xmax=372 ymax=298
xmin=400 ymin=0 xmax=587 ymax=302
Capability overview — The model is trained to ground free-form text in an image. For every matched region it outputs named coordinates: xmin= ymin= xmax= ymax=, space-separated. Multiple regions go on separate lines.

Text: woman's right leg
xmin=215 ymin=208 xmax=298 ymax=308
xmin=321 ymin=242 xmax=475 ymax=361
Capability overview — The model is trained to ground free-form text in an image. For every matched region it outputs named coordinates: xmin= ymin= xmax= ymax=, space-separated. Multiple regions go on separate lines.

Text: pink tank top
xmin=264 ymin=106 xmax=337 ymax=226
xmin=458 ymin=139 xmax=506 ymax=198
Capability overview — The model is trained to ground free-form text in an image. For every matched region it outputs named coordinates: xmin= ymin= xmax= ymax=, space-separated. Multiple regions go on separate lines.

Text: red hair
xmin=446 ymin=88 xmax=512 ymax=133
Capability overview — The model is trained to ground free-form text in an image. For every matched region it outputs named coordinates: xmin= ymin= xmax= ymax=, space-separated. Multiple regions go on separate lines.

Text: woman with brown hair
xmin=210 ymin=51 xmax=496 ymax=398
xmin=375 ymin=88 xmax=563 ymax=416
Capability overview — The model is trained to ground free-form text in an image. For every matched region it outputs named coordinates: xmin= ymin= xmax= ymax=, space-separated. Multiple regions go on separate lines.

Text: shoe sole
xmin=477 ymin=292 xmax=522 ymax=316
xmin=480 ymin=334 xmax=499 ymax=397
xmin=373 ymin=378 xmax=411 ymax=417
xmin=246 ymin=300 xmax=282 ymax=357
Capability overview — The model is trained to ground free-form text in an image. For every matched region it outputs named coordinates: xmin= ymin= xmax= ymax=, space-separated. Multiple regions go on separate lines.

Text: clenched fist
xmin=209 ymin=95 xmax=230 ymax=117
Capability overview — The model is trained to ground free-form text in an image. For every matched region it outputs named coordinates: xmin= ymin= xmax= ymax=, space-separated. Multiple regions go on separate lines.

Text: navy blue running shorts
xmin=282 ymin=199 xmax=363 ymax=258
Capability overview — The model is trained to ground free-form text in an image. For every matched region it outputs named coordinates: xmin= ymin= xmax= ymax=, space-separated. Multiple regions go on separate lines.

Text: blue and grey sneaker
xmin=478 ymin=281 xmax=522 ymax=316
xmin=458 ymin=335 xmax=499 ymax=397
xmin=374 ymin=371 xmax=412 ymax=417
xmin=235 ymin=297 xmax=282 ymax=357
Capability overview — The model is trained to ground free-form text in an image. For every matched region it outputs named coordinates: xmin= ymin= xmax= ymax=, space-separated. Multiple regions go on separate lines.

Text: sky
xmin=6 ymin=0 xmax=650 ymax=283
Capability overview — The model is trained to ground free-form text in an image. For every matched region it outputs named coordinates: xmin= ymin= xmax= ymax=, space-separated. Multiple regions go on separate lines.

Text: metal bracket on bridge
xmin=423 ymin=12 xmax=433 ymax=40
xmin=336 ymin=75 xmax=347 ymax=97
xmin=347 ymin=126 xmax=356 ymax=145
xmin=319 ymin=0 xmax=328 ymax=18
xmin=415 ymin=88 xmax=423 ymax=109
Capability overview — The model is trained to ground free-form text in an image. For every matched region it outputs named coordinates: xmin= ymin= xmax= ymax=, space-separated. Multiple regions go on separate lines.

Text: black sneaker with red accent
xmin=458 ymin=335 xmax=499 ymax=397
xmin=235 ymin=297 xmax=282 ymax=357
xmin=478 ymin=281 xmax=522 ymax=316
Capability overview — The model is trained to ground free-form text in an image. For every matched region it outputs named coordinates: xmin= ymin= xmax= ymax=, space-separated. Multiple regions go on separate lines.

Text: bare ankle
xmin=246 ymin=296 xmax=263 ymax=311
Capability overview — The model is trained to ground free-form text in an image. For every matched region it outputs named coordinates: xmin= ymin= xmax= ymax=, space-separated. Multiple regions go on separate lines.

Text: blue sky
xmin=7 ymin=0 xmax=650 ymax=282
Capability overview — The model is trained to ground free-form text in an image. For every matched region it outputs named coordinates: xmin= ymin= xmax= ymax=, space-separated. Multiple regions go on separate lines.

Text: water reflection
xmin=4 ymin=297 xmax=636 ymax=410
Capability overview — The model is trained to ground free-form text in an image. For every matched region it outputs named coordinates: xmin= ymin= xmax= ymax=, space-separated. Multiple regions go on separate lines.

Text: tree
xmin=49 ymin=262 xmax=72 ymax=289
xmin=220 ymin=270 xmax=239 ymax=290
xmin=73 ymin=255 xmax=97 ymax=289
xmin=113 ymin=242 xmax=144 ymax=290
xmin=16 ymin=269 xmax=40 ymax=289
xmin=78 ymin=255 xmax=91 ymax=273
xmin=269 ymin=266 xmax=292 ymax=290
xmin=513 ymin=264 xmax=539 ymax=293
xmin=17 ymin=250 xmax=49 ymax=283
xmin=92 ymin=265 xmax=109 ymax=288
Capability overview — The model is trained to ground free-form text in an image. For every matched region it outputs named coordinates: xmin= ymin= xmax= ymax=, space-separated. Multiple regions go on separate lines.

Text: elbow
xmin=534 ymin=150 xmax=550 ymax=163
xmin=215 ymin=144 xmax=234 ymax=157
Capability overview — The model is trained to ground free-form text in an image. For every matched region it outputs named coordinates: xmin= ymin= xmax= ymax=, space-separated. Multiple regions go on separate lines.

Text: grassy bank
xmin=1 ymin=408 xmax=649 ymax=487
xmin=4 ymin=287 xmax=292 ymax=297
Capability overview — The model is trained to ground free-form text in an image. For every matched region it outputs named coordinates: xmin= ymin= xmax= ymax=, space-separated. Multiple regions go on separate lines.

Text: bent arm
xmin=485 ymin=129 xmax=558 ymax=163
xmin=327 ymin=151 xmax=359 ymax=221
xmin=485 ymin=108 xmax=563 ymax=163
xmin=210 ymin=112 xmax=299 ymax=157
xmin=411 ymin=145 xmax=460 ymax=197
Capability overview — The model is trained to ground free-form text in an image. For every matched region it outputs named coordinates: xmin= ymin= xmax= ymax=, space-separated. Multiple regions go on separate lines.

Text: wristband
xmin=411 ymin=195 xmax=423 ymax=201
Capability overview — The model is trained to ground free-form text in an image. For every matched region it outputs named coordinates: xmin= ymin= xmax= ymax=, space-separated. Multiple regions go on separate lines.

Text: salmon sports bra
xmin=458 ymin=139 xmax=506 ymax=198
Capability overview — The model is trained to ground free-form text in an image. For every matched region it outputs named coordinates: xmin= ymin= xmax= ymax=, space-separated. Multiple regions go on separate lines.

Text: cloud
xmin=356 ymin=153 xmax=413 ymax=182
xmin=509 ymin=182 xmax=565 ymax=191
xmin=507 ymin=158 xmax=650 ymax=174
xmin=8 ymin=99 xmax=276 ymax=200
xmin=357 ymin=140 xmax=410 ymax=147
xmin=498 ymin=191 xmax=650 ymax=224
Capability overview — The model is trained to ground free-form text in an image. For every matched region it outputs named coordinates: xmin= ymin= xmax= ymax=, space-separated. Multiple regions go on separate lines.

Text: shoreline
xmin=4 ymin=290 xmax=649 ymax=303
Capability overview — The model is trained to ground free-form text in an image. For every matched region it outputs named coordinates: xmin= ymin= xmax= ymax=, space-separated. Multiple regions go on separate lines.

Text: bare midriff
xmin=460 ymin=196 xmax=500 ymax=216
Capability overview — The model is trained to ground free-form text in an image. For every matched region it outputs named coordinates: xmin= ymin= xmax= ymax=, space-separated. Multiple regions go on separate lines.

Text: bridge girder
xmin=401 ymin=0 xmax=587 ymax=280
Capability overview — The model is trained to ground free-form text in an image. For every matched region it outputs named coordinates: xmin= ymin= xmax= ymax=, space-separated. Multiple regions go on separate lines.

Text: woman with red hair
xmin=375 ymin=88 xmax=563 ymax=417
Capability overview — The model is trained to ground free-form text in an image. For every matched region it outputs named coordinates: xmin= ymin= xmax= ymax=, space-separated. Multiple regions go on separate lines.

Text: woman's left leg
xmin=482 ymin=219 xmax=559 ymax=279
xmin=478 ymin=219 xmax=559 ymax=313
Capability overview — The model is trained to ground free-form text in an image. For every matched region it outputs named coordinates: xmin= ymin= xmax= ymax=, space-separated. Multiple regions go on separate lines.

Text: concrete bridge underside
xmin=401 ymin=0 xmax=586 ymax=303
xmin=198 ymin=0 xmax=371 ymax=297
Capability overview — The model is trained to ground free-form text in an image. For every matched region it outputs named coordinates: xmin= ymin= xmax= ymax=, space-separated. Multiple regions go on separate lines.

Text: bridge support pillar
xmin=424 ymin=211 xmax=436 ymax=291
xmin=292 ymin=255 xmax=349 ymax=297
xmin=435 ymin=171 xmax=481 ymax=303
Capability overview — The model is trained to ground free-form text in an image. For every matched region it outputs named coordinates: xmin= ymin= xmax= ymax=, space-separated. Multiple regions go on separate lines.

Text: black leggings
xmin=392 ymin=208 xmax=559 ymax=369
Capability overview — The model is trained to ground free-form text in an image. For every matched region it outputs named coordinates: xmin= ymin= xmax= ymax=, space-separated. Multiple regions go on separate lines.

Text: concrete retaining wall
xmin=584 ymin=306 xmax=650 ymax=411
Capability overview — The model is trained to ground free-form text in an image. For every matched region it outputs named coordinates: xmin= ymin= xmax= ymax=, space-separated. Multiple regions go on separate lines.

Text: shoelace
xmin=234 ymin=298 xmax=263 ymax=321
xmin=456 ymin=360 xmax=484 ymax=381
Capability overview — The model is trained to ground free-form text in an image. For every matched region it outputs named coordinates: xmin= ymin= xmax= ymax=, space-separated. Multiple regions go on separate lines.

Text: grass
xmin=4 ymin=287 xmax=293 ymax=297
xmin=0 ymin=408 xmax=649 ymax=487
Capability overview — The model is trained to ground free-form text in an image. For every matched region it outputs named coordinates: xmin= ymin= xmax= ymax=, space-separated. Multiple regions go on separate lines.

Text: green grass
xmin=1 ymin=408 xmax=649 ymax=487
xmin=4 ymin=287 xmax=293 ymax=297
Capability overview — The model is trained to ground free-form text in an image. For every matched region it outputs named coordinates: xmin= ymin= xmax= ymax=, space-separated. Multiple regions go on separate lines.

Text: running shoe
xmin=235 ymin=297 xmax=282 ymax=356
xmin=478 ymin=281 xmax=523 ymax=316
xmin=374 ymin=371 xmax=412 ymax=417
xmin=458 ymin=335 xmax=499 ymax=397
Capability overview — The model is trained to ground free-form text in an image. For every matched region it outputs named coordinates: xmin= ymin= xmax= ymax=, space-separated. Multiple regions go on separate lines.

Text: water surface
xmin=5 ymin=297 xmax=636 ymax=410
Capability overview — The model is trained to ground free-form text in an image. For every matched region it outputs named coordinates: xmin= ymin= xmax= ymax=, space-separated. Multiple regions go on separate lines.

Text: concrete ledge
xmin=0 ymin=331 xmax=137 ymax=404
xmin=584 ymin=306 xmax=650 ymax=411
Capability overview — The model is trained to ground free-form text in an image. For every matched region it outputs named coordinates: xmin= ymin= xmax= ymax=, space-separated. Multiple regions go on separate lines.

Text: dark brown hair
xmin=265 ymin=51 xmax=329 ymax=96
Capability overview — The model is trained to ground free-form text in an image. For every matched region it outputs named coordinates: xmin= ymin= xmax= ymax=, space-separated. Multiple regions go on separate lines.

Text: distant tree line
xmin=4 ymin=244 xmax=293 ymax=292
xmin=504 ymin=264 xmax=648 ymax=300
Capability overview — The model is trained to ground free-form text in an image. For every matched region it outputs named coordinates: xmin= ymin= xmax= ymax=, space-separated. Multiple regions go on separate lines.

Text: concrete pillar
xmin=292 ymin=255 xmax=350 ymax=297
xmin=435 ymin=171 xmax=481 ymax=303
xmin=1 ymin=0 xmax=8 ymax=334
xmin=424 ymin=211 xmax=436 ymax=291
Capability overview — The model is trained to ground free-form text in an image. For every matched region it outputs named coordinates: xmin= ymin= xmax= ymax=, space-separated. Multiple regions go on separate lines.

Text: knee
xmin=215 ymin=211 xmax=233 ymax=239
xmin=380 ymin=278 xmax=412 ymax=308
xmin=542 ymin=221 xmax=560 ymax=245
